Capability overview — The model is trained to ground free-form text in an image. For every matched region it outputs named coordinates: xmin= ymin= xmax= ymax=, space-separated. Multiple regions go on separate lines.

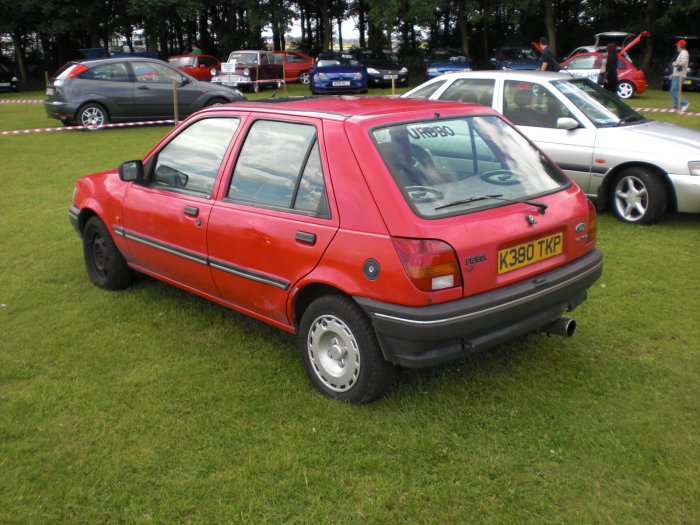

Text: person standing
xmin=191 ymin=41 xmax=202 ymax=55
xmin=670 ymin=39 xmax=690 ymax=112
xmin=602 ymin=43 xmax=619 ymax=94
xmin=538 ymin=37 xmax=560 ymax=72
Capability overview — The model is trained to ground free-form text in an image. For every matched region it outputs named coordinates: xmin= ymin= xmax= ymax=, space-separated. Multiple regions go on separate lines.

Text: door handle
xmin=184 ymin=205 xmax=199 ymax=217
xmin=295 ymin=231 xmax=316 ymax=245
xmin=138 ymin=85 xmax=150 ymax=90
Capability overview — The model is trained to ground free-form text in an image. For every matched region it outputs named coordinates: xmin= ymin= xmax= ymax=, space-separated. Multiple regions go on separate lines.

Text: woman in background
xmin=602 ymin=43 xmax=619 ymax=94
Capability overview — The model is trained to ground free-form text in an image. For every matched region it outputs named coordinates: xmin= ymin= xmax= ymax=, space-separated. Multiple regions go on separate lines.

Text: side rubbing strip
xmin=123 ymin=230 xmax=209 ymax=266
xmin=209 ymin=260 xmax=290 ymax=290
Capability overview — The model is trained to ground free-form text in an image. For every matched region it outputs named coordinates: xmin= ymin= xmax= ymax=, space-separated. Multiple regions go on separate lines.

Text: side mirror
xmin=556 ymin=117 xmax=580 ymax=130
xmin=119 ymin=160 xmax=146 ymax=183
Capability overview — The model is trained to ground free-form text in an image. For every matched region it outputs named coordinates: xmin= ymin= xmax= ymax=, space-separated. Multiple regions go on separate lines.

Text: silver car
xmin=404 ymin=71 xmax=700 ymax=224
xmin=45 ymin=57 xmax=245 ymax=129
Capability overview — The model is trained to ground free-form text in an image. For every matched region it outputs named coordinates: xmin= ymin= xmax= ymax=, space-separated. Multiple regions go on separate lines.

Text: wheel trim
xmin=81 ymin=107 xmax=105 ymax=128
xmin=91 ymin=234 xmax=109 ymax=276
xmin=307 ymin=314 xmax=361 ymax=392
xmin=617 ymin=82 xmax=634 ymax=99
xmin=614 ymin=175 xmax=648 ymax=221
xmin=300 ymin=72 xmax=310 ymax=84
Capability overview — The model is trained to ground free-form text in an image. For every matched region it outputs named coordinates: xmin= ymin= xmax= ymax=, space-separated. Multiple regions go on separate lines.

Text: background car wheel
xmin=82 ymin=216 xmax=134 ymax=290
xmin=611 ymin=167 xmax=667 ymax=224
xmin=298 ymin=295 xmax=396 ymax=403
xmin=617 ymin=81 xmax=635 ymax=99
xmin=77 ymin=103 xmax=108 ymax=129
xmin=205 ymin=97 xmax=227 ymax=107
xmin=298 ymin=71 xmax=310 ymax=84
xmin=250 ymin=83 xmax=260 ymax=94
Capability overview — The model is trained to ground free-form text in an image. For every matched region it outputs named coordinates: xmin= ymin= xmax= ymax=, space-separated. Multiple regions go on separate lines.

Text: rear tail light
xmin=54 ymin=64 xmax=88 ymax=86
xmin=392 ymin=238 xmax=462 ymax=292
xmin=586 ymin=199 xmax=597 ymax=244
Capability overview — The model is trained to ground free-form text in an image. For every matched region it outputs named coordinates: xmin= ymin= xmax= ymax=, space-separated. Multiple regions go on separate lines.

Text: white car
xmin=403 ymin=71 xmax=700 ymax=224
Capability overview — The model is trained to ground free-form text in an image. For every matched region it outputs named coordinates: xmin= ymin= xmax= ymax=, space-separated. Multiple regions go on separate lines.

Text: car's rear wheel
xmin=83 ymin=216 xmax=134 ymax=290
xmin=250 ymin=82 xmax=260 ymax=94
xmin=298 ymin=295 xmax=396 ymax=403
xmin=77 ymin=103 xmax=108 ymax=129
xmin=617 ymin=81 xmax=635 ymax=99
xmin=298 ymin=71 xmax=310 ymax=84
xmin=611 ymin=167 xmax=667 ymax=224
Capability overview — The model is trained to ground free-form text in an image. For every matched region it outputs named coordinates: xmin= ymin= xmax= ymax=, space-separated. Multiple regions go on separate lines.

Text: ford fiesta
xmin=70 ymin=97 xmax=602 ymax=403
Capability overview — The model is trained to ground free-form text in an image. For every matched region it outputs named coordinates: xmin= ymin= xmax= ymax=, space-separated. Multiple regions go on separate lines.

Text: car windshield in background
xmin=228 ymin=52 xmax=258 ymax=64
xmin=500 ymin=48 xmax=537 ymax=60
xmin=373 ymin=116 xmax=568 ymax=218
xmin=168 ymin=57 xmax=196 ymax=67
xmin=317 ymin=60 xmax=342 ymax=68
xmin=431 ymin=50 xmax=468 ymax=61
xmin=554 ymin=78 xmax=642 ymax=126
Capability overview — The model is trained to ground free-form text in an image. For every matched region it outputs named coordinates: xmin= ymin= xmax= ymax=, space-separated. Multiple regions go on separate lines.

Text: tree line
xmin=1 ymin=0 xmax=698 ymax=83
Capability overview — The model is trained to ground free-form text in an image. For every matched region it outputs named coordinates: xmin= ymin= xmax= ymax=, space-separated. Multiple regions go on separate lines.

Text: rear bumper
xmin=355 ymin=249 xmax=603 ymax=368
xmin=44 ymin=100 xmax=76 ymax=123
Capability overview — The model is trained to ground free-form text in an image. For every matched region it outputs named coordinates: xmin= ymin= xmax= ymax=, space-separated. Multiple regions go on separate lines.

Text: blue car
xmin=310 ymin=52 xmax=368 ymax=95
xmin=425 ymin=48 xmax=472 ymax=80
xmin=490 ymin=45 xmax=539 ymax=70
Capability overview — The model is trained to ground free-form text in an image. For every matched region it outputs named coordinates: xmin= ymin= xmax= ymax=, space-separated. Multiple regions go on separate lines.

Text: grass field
xmin=1 ymin=86 xmax=699 ymax=523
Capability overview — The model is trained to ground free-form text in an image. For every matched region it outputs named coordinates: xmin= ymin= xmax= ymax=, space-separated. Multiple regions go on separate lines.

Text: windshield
xmin=553 ymin=77 xmax=643 ymax=126
xmin=373 ymin=116 xmax=568 ymax=218
xmin=0 ymin=64 xmax=8 ymax=74
xmin=431 ymin=49 xmax=468 ymax=61
xmin=228 ymin=52 xmax=258 ymax=64
xmin=168 ymin=57 xmax=196 ymax=67
xmin=359 ymin=49 xmax=398 ymax=62
xmin=500 ymin=48 xmax=537 ymax=61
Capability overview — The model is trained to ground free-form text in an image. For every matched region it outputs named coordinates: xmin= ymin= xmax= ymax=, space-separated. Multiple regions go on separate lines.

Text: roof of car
xmin=423 ymin=70 xmax=573 ymax=82
xmin=200 ymin=95 xmax=497 ymax=122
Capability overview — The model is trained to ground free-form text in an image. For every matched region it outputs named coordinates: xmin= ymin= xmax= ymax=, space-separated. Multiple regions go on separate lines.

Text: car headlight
xmin=399 ymin=67 xmax=408 ymax=74
xmin=689 ymin=161 xmax=700 ymax=176
xmin=354 ymin=72 xmax=363 ymax=80
xmin=243 ymin=68 xmax=250 ymax=76
xmin=367 ymin=68 xmax=379 ymax=75
xmin=501 ymin=66 xmax=511 ymax=71
xmin=12 ymin=76 xmax=18 ymax=82
xmin=211 ymin=68 xmax=217 ymax=76
xmin=317 ymin=73 xmax=328 ymax=80
xmin=427 ymin=67 xmax=437 ymax=73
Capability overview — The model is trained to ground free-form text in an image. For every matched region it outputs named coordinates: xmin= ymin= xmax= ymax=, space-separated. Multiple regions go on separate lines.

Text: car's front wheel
xmin=77 ymin=103 xmax=108 ymax=129
xmin=298 ymin=71 xmax=310 ymax=84
xmin=83 ymin=216 xmax=134 ymax=290
xmin=298 ymin=295 xmax=396 ymax=403
xmin=617 ymin=81 xmax=636 ymax=99
xmin=611 ymin=167 xmax=667 ymax=224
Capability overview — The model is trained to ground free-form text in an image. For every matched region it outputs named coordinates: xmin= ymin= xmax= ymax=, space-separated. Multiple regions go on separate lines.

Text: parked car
xmin=211 ymin=50 xmax=284 ymax=93
xmin=70 ymin=96 xmax=602 ymax=403
xmin=310 ymin=52 xmax=368 ymax=94
xmin=564 ymin=31 xmax=637 ymax=60
xmin=560 ymin=52 xmax=647 ymax=99
xmin=403 ymin=70 xmax=700 ymax=224
xmin=272 ymin=50 xmax=314 ymax=84
xmin=352 ymin=48 xmax=409 ymax=87
xmin=425 ymin=48 xmax=472 ymax=79
xmin=168 ymin=54 xmax=221 ymax=81
xmin=44 ymin=57 xmax=245 ymax=128
xmin=661 ymin=44 xmax=700 ymax=92
xmin=490 ymin=45 xmax=540 ymax=70
xmin=0 ymin=62 xmax=19 ymax=92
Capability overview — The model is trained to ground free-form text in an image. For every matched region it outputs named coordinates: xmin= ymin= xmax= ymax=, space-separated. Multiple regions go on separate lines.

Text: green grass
xmin=1 ymin=89 xmax=700 ymax=523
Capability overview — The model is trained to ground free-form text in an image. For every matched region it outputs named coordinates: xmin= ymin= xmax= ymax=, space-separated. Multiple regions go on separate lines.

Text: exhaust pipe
xmin=543 ymin=317 xmax=577 ymax=338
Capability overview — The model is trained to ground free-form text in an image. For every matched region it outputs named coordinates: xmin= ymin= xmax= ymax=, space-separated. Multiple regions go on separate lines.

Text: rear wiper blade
xmin=436 ymin=194 xmax=548 ymax=214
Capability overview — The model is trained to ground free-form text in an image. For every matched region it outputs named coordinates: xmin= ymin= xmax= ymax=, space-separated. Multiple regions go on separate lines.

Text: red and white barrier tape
xmin=0 ymin=99 xmax=43 ymax=104
xmin=634 ymin=107 xmax=699 ymax=116
xmin=1 ymin=119 xmax=175 ymax=135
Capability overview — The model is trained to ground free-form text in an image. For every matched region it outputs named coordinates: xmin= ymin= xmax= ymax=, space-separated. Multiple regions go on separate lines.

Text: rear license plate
xmin=0 ymin=82 xmax=10 ymax=87
xmin=332 ymin=81 xmax=351 ymax=86
xmin=383 ymin=74 xmax=399 ymax=80
xmin=45 ymin=87 xmax=54 ymax=95
xmin=683 ymin=79 xmax=692 ymax=85
xmin=498 ymin=233 xmax=563 ymax=274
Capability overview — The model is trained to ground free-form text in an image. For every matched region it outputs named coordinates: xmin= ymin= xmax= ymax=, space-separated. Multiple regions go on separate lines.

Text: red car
xmin=560 ymin=51 xmax=647 ymax=98
xmin=168 ymin=54 xmax=221 ymax=81
xmin=272 ymin=50 xmax=314 ymax=84
xmin=70 ymin=97 xmax=602 ymax=403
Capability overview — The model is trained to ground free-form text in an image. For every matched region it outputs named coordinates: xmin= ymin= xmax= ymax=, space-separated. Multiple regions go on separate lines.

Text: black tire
xmin=610 ymin=167 xmax=667 ymax=224
xmin=76 ymin=103 xmax=108 ymax=129
xmin=298 ymin=295 xmax=396 ymax=403
xmin=82 ymin=216 xmax=134 ymax=290
xmin=298 ymin=71 xmax=310 ymax=85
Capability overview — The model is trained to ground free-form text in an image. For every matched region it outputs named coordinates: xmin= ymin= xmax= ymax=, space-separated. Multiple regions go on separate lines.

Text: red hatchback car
xmin=70 ymin=97 xmax=602 ymax=403
xmin=272 ymin=50 xmax=314 ymax=84
xmin=560 ymin=52 xmax=647 ymax=99
xmin=168 ymin=54 xmax=221 ymax=81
